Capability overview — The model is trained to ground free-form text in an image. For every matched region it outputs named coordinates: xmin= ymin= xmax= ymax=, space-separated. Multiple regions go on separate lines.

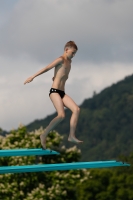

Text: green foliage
xmin=0 ymin=125 xmax=133 ymax=200
xmin=76 ymin=159 xmax=133 ymax=200
xmin=0 ymin=125 xmax=82 ymax=200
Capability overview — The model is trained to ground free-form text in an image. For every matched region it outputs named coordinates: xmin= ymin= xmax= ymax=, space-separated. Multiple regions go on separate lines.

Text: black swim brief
xmin=49 ymin=88 xmax=65 ymax=99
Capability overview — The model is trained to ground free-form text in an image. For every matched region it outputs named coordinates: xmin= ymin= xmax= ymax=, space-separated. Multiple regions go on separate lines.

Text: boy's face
xmin=66 ymin=47 xmax=77 ymax=59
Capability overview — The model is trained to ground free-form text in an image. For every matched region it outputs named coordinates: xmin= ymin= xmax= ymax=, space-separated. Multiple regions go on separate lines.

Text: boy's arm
xmin=24 ymin=57 xmax=63 ymax=84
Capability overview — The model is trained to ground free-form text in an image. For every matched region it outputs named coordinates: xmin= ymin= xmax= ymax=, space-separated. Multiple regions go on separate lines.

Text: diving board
xmin=0 ymin=160 xmax=130 ymax=174
xmin=0 ymin=148 xmax=60 ymax=157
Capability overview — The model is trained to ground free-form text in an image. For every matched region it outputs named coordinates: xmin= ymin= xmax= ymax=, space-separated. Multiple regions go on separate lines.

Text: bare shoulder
xmin=53 ymin=56 xmax=64 ymax=66
xmin=46 ymin=56 xmax=64 ymax=71
xmin=58 ymin=56 xmax=64 ymax=63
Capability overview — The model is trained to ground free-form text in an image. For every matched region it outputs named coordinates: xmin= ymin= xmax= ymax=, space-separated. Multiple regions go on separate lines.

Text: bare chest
xmin=55 ymin=61 xmax=71 ymax=77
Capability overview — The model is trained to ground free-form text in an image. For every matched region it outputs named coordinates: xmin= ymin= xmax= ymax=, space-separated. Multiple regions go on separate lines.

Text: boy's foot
xmin=68 ymin=136 xmax=83 ymax=144
xmin=40 ymin=134 xmax=46 ymax=149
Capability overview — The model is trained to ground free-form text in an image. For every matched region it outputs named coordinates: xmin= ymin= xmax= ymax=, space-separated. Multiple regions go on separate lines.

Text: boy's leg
xmin=40 ymin=93 xmax=65 ymax=149
xmin=62 ymin=94 xmax=83 ymax=144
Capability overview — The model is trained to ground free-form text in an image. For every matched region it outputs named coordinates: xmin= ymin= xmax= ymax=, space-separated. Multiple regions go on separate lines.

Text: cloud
xmin=0 ymin=0 xmax=133 ymax=63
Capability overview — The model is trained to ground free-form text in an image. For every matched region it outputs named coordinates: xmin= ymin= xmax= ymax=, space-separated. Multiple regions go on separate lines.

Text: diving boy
xmin=24 ymin=41 xmax=83 ymax=149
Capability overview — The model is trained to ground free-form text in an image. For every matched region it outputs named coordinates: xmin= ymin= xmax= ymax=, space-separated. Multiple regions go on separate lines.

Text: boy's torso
xmin=52 ymin=56 xmax=71 ymax=91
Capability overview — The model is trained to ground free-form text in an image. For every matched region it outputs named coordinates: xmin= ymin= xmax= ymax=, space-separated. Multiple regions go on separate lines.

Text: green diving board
xmin=0 ymin=160 xmax=130 ymax=174
xmin=0 ymin=148 xmax=60 ymax=157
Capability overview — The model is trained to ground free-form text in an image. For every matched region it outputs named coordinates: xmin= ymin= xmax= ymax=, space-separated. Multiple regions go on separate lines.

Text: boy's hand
xmin=24 ymin=76 xmax=34 ymax=84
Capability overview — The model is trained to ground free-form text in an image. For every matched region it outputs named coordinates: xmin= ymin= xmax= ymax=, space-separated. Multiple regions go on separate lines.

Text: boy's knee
xmin=74 ymin=106 xmax=80 ymax=114
xmin=77 ymin=107 xmax=80 ymax=115
xmin=77 ymin=107 xmax=80 ymax=113
xmin=58 ymin=113 xmax=65 ymax=121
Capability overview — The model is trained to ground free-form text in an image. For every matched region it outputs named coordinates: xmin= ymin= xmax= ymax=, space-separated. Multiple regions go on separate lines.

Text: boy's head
xmin=64 ymin=41 xmax=78 ymax=51
xmin=64 ymin=41 xmax=78 ymax=59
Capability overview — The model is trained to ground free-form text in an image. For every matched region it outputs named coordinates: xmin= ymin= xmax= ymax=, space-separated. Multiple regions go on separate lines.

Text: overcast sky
xmin=0 ymin=0 xmax=133 ymax=131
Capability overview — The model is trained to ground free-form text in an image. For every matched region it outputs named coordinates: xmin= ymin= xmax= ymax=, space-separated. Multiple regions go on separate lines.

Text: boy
xmin=24 ymin=41 xmax=83 ymax=149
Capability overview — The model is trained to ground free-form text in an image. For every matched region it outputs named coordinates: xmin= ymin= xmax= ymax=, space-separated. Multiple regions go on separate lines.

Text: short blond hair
xmin=64 ymin=41 xmax=78 ymax=51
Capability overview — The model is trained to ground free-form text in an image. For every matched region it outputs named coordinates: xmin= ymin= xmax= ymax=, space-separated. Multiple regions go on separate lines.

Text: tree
xmin=0 ymin=125 xmax=83 ymax=200
xmin=0 ymin=125 xmax=132 ymax=200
